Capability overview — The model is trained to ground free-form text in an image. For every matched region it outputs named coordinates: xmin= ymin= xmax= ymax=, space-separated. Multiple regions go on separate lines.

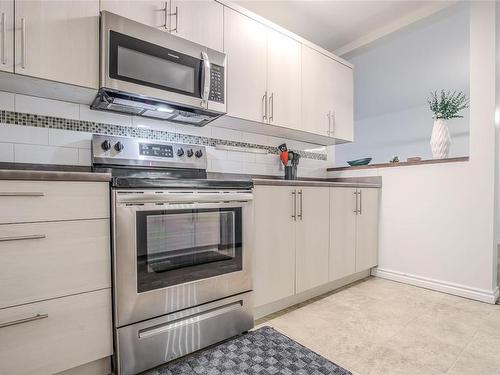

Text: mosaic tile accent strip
xmin=0 ymin=110 xmax=327 ymax=161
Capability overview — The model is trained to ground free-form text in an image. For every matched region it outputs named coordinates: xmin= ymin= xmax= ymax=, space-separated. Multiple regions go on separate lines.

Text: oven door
xmin=113 ymin=190 xmax=253 ymax=327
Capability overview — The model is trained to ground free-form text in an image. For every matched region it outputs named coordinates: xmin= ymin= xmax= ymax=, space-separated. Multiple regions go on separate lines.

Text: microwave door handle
xmin=201 ymin=51 xmax=210 ymax=106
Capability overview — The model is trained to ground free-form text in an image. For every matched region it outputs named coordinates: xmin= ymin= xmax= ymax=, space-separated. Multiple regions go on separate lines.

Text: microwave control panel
xmin=209 ymin=64 xmax=224 ymax=103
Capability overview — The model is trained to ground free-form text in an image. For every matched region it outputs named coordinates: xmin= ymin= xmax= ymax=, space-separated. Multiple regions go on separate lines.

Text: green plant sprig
xmin=427 ymin=90 xmax=469 ymax=120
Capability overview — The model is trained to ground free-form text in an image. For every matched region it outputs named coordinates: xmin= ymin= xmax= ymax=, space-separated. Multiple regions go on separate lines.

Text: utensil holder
xmin=284 ymin=165 xmax=297 ymax=180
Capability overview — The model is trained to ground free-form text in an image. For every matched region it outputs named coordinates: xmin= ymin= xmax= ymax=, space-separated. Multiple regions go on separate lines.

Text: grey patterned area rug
xmin=145 ymin=326 xmax=352 ymax=375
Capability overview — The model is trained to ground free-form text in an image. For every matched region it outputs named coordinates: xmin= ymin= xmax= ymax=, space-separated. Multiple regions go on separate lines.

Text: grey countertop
xmin=253 ymin=177 xmax=381 ymax=188
xmin=0 ymin=163 xmax=112 ymax=182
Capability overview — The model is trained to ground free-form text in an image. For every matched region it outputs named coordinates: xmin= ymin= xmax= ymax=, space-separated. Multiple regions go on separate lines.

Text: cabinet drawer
xmin=0 ymin=289 xmax=113 ymax=375
xmin=0 ymin=219 xmax=111 ymax=309
xmin=0 ymin=180 xmax=109 ymax=224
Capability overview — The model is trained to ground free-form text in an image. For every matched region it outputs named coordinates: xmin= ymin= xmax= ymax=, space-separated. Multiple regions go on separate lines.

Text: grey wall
xmin=336 ymin=3 xmax=470 ymax=166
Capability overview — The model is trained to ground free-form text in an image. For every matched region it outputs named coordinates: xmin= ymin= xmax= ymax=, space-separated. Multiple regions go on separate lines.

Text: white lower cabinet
xmin=254 ymin=185 xmax=330 ymax=307
xmin=295 ymin=187 xmax=330 ymax=293
xmin=329 ymin=187 xmax=379 ymax=282
xmin=255 ymin=185 xmax=380 ymax=309
xmin=254 ymin=185 xmax=296 ymax=307
xmin=0 ymin=289 xmax=113 ymax=375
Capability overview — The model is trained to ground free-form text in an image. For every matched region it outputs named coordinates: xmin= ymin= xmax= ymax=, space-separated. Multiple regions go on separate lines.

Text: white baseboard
xmin=254 ymin=270 xmax=370 ymax=320
xmin=372 ymin=268 xmax=499 ymax=304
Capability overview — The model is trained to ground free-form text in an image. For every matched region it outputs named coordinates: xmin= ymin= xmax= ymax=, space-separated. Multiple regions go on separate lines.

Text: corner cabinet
xmin=329 ymin=187 xmax=379 ymax=281
xmin=14 ymin=0 xmax=99 ymax=89
xmin=254 ymin=185 xmax=329 ymax=307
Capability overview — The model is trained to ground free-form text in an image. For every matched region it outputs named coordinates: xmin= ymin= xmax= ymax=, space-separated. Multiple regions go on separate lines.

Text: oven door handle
xmin=116 ymin=192 xmax=253 ymax=204
xmin=201 ymin=51 xmax=210 ymax=105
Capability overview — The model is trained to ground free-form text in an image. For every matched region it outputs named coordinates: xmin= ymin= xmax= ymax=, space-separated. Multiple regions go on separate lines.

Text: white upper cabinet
xmin=172 ymin=0 xmax=223 ymax=51
xmin=330 ymin=61 xmax=353 ymax=141
xmin=100 ymin=0 xmax=165 ymax=28
xmin=0 ymin=0 xmax=14 ymax=73
xmin=224 ymin=7 xmax=268 ymax=123
xmin=14 ymin=0 xmax=99 ymax=89
xmin=302 ymin=44 xmax=353 ymax=142
xmin=301 ymin=45 xmax=332 ymax=137
xmin=267 ymin=28 xmax=301 ymax=130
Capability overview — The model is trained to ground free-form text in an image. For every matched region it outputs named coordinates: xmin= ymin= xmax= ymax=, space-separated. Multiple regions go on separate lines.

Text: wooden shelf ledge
xmin=327 ymin=156 xmax=469 ymax=172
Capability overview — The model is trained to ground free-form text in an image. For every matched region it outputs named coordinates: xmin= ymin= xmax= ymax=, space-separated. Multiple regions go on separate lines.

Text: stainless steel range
xmin=92 ymin=135 xmax=254 ymax=375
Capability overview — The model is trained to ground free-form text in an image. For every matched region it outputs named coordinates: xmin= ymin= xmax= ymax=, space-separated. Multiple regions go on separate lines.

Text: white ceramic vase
xmin=430 ymin=118 xmax=451 ymax=159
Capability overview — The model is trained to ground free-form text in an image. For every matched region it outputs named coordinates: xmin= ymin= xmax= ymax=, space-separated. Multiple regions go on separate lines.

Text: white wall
xmin=0 ymin=92 xmax=330 ymax=178
xmin=336 ymin=3 xmax=470 ymax=166
xmin=329 ymin=1 xmax=498 ymax=303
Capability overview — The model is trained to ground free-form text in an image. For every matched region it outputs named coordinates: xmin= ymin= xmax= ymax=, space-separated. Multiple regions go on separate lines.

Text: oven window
xmin=109 ymin=31 xmax=202 ymax=98
xmin=136 ymin=208 xmax=242 ymax=292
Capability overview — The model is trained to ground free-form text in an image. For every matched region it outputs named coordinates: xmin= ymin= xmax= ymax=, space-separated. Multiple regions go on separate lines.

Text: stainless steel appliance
xmin=91 ymin=11 xmax=226 ymax=126
xmin=92 ymin=135 xmax=253 ymax=375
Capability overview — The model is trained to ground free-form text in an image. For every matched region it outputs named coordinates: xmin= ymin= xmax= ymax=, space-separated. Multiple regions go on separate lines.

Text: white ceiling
xmin=234 ymin=0 xmax=444 ymax=54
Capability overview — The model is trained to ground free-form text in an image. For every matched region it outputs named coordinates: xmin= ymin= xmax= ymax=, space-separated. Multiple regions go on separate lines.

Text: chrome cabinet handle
xmin=0 ymin=313 xmax=48 ymax=329
xmin=330 ymin=110 xmax=336 ymax=136
xmin=0 ymin=234 xmax=46 ymax=242
xmin=292 ymin=190 xmax=296 ymax=221
xmin=170 ymin=2 xmax=178 ymax=33
xmin=1 ymin=12 xmax=6 ymax=65
xmin=359 ymin=189 xmax=362 ymax=215
xmin=262 ymin=91 xmax=268 ymax=121
xmin=298 ymin=189 xmax=303 ymax=220
xmin=0 ymin=192 xmax=44 ymax=196
xmin=200 ymin=51 xmax=210 ymax=105
xmin=160 ymin=1 xmax=168 ymax=30
xmin=269 ymin=93 xmax=274 ymax=122
xmin=326 ymin=111 xmax=331 ymax=136
xmin=353 ymin=190 xmax=358 ymax=214
xmin=20 ymin=17 xmax=26 ymax=69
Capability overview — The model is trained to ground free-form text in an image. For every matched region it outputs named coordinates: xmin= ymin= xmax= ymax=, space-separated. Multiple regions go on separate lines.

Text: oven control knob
xmin=101 ymin=140 xmax=112 ymax=151
xmin=177 ymin=148 xmax=185 ymax=157
xmin=195 ymin=150 xmax=203 ymax=158
xmin=186 ymin=149 xmax=194 ymax=158
xmin=114 ymin=142 xmax=124 ymax=152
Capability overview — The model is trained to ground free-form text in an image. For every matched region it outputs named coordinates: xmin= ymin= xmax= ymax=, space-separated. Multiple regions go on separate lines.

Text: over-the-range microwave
xmin=91 ymin=11 xmax=226 ymax=126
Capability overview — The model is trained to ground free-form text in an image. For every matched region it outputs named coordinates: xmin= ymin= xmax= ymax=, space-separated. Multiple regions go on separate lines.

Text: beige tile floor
xmin=255 ymin=277 xmax=500 ymax=375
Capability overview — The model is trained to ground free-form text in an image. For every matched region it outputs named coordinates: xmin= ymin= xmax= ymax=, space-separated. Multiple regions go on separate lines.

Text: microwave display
xmin=139 ymin=143 xmax=173 ymax=158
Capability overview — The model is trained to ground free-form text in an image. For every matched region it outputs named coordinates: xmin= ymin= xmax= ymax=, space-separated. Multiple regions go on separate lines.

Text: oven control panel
xmin=92 ymin=134 xmax=207 ymax=169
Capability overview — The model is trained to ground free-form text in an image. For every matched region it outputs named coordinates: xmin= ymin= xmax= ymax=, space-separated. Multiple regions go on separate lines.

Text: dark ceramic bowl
xmin=347 ymin=158 xmax=372 ymax=166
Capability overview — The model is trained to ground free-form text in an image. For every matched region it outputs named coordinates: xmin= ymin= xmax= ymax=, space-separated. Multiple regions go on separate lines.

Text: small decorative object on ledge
xmin=347 ymin=157 xmax=372 ymax=166
xmin=390 ymin=156 xmax=400 ymax=163
xmin=407 ymin=156 xmax=422 ymax=162
xmin=427 ymin=90 xmax=469 ymax=159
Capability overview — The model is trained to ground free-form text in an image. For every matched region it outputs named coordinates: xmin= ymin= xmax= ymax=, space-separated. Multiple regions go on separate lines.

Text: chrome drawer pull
xmin=0 ymin=313 xmax=48 ymax=329
xmin=0 ymin=192 xmax=45 ymax=197
xmin=0 ymin=234 xmax=46 ymax=242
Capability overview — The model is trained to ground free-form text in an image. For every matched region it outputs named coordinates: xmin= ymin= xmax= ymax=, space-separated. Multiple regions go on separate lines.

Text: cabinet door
xmin=224 ymin=7 xmax=267 ymax=123
xmin=254 ymin=185 xmax=296 ymax=307
xmin=14 ymin=0 xmax=99 ymax=89
xmin=355 ymin=188 xmax=379 ymax=271
xmin=330 ymin=62 xmax=353 ymax=141
xmin=172 ymin=0 xmax=223 ymax=51
xmin=301 ymin=45 xmax=331 ymax=136
xmin=0 ymin=0 xmax=14 ymax=73
xmin=329 ymin=187 xmax=356 ymax=281
xmin=100 ymin=0 xmax=165 ymax=29
xmin=267 ymin=28 xmax=301 ymax=130
xmin=295 ymin=187 xmax=330 ymax=293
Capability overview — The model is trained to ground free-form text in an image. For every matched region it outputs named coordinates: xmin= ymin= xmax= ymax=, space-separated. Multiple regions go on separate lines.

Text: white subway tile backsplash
xmin=255 ymin=153 xmax=279 ymax=165
xmin=0 ymin=91 xmax=15 ymax=111
xmin=80 ymin=104 xmax=132 ymax=126
xmin=0 ymin=124 xmax=48 ymax=145
xmin=211 ymin=126 xmax=242 ymax=142
xmin=78 ymin=148 xmax=92 ymax=166
xmin=205 ymin=146 xmax=227 ymax=160
xmin=15 ymin=94 xmax=79 ymax=120
xmin=49 ymin=129 xmax=92 ymax=149
xmin=226 ymin=150 xmax=256 ymax=163
xmin=241 ymin=132 xmax=270 ymax=146
xmin=14 ymin=144 xmax=79 ymax=165
xmin=208 ymin=159 xmax=243 ymax=174
xmin=0 ymin=142 xmax=14 ymax=162
xmin=132 ymin=116 xmax=177 ymax=133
